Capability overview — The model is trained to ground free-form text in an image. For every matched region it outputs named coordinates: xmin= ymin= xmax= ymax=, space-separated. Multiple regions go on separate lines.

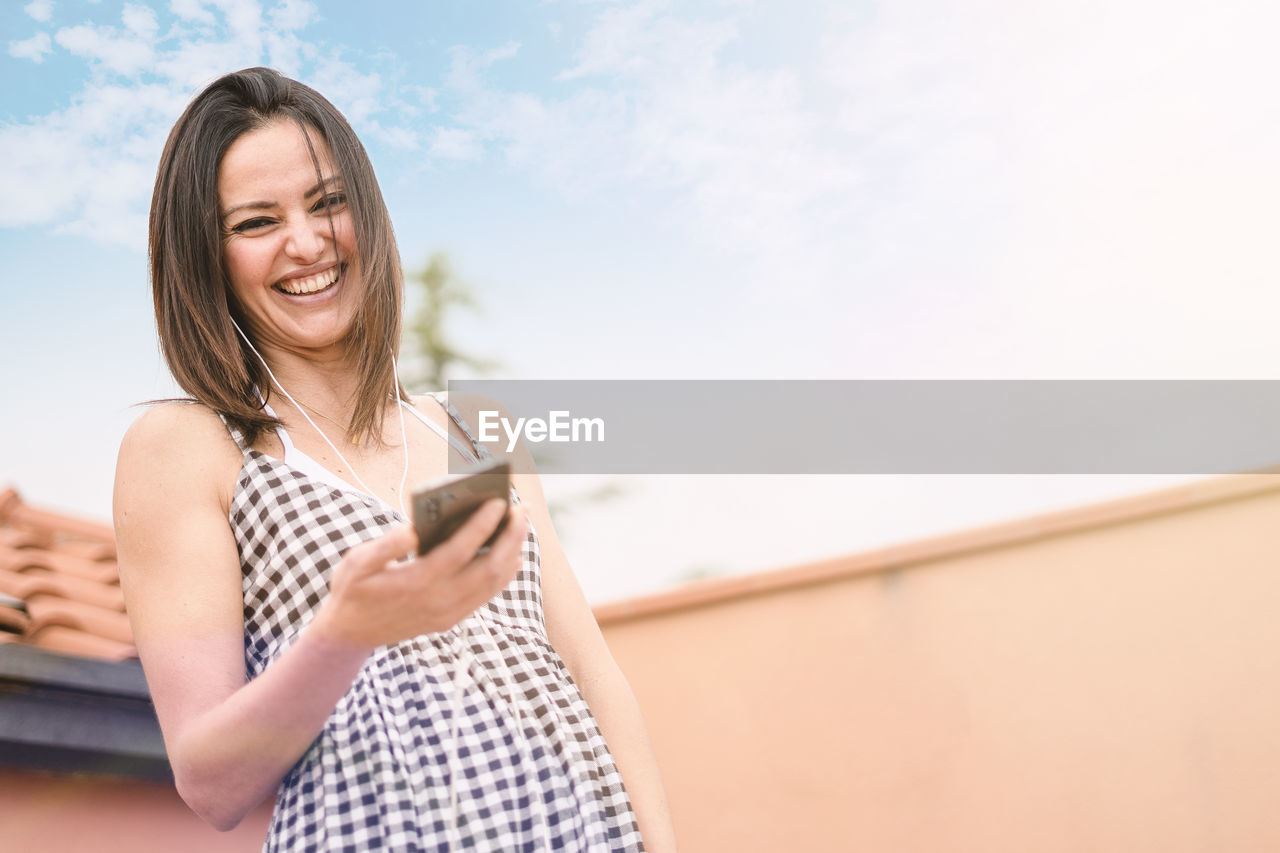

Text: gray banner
xmin=443 ymin=380 xmax=1280 ymax=474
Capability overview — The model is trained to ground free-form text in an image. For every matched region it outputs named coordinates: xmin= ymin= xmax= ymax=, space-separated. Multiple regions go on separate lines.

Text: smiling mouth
xmin=274 ymin=264 xmax=342 ymax=295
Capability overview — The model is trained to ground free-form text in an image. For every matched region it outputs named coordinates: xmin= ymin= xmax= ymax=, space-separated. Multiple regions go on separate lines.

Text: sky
xmin=3 ymin=0 xmax=1279 ymax=602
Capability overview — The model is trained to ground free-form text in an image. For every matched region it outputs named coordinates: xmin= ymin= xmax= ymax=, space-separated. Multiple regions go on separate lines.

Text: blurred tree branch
xmin=401 ymin=251 xmax=500 ymax=391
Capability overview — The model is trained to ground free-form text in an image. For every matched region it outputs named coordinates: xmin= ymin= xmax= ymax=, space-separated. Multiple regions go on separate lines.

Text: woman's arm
xmin=114 ymin=403 xmax=525 ymax=830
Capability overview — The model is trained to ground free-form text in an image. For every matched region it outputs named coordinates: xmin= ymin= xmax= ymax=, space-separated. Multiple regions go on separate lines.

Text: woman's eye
xmin=315 ymin=193 xmax=347 ymax=212
xmin=231 ymin=217 xmax=273 ymax=234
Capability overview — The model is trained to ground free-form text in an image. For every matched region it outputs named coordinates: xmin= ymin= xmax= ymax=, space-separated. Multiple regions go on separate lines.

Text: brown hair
xmin=149 ymin=66 xmax=404 ymax=446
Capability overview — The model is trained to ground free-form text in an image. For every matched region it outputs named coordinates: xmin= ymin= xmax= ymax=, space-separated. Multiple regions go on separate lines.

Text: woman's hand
xmin=311 ymin=499 xmax=528 ymax=650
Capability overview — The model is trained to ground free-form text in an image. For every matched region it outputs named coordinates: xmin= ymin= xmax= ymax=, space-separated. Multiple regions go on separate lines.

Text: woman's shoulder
xmin=115 ymin=401 xmax=246 ymax=529
xmin=119 ymin=401 xmax=243 ymax=476
xmin=125 ymin=399 xmax=233 ymax=441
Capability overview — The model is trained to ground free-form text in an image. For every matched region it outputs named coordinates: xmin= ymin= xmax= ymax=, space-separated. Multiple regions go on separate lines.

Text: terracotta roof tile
xmin=0 ymin=548 xmax=120 ymax=584
xmin=1 ymin=594 xmax=30 ymax=634
xmin=0 ymin=487 xmax=115 ymax=545
xmin=24 ymin=624 xmax=137 ymax=660
xmin=25 ymin=595 xmax=134 ymax=645
xmin=0 ymin=486 xmax=134 ymax=662
xmin=0 ymin=609 xmax=29 ymax=634
xmin=0 ymin=567 xmax=125 ymax=611
xmin=0 ymin=527 xmax=48 ymax=550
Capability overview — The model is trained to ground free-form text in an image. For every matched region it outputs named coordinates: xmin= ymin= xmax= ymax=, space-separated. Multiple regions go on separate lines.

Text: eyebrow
xmin=221 ymin=176 xmax=344 ymax=220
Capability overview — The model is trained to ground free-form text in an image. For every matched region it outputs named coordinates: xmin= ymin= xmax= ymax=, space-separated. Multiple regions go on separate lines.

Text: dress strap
xmin=416 ymin=394 xmax=523 ymax=506
xmin=401 ymin=399 xmax=480 ymax=463
xmin=218 ymin=413 xmax=252 ymax=454
xmin=258 ymin=398 xmax=297 ymax=456
xmin=424 ymin=392 xmax=492 ymax=462
xmin=218 ymin=397 xmax=292 ymax=457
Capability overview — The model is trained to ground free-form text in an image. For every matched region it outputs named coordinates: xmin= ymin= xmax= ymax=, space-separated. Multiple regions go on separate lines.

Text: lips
xmin=274 ymin=264 xmax=341 ymax=295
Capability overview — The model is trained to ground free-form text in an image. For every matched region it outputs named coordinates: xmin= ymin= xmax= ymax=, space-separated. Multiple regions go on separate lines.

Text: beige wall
xmin=599 ymin=478 xmax=1280 ymax=853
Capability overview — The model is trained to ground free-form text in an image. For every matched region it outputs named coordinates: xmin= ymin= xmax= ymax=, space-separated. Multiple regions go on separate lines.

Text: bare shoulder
xmin=122 ymin=400 xmax=237 ymax=449
xmin=116 ymin=401 xmax=243 ymax=514
xmin=120 ymin=401 xmax=239 ymax=460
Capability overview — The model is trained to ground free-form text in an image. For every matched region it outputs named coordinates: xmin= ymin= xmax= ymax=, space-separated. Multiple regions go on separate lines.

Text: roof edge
xmin=0 ymin=644 xmax=168 ymax=781
xmin=0 ymin=487 xmax=114 ymax=544
xmin=0 ymin=643 xmax=149 ymax=699
xmin=593 ymin=473 xmax=1280 ymax=625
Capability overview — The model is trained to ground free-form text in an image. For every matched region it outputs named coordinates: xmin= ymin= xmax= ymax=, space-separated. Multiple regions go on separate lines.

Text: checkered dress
xmin=221 ymin=398 xmax=644 ymax=852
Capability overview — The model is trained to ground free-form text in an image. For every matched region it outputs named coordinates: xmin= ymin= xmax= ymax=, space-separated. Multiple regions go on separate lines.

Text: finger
xmin=426 ymin=499 xmax=509 ymax=570
xmin=474 ymin=508 xmax=527 ymax=584
xmin=488 ymin=508 xmax=528 ymax=565
xmin=439 ymin=510 xmax=528 ymax=615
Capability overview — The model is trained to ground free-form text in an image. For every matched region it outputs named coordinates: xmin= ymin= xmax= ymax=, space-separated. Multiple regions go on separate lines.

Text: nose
xmin=284 ymin=214 xmax=328 ymax=264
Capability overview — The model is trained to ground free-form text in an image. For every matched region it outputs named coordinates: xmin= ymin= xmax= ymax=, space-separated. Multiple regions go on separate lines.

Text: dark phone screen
xmin=412 ymin=460 xmax=511 ymax=555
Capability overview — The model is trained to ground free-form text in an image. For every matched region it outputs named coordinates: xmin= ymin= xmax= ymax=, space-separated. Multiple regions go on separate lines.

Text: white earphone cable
xmin=230 ymin=317 xmax=409 ymax=517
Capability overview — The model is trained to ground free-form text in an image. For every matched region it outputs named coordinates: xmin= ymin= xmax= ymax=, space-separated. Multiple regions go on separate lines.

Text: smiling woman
xmin=115 ymin=67 xmax=674 ymax=852
xmin=148 ymin=67 xmax=402 ymax=449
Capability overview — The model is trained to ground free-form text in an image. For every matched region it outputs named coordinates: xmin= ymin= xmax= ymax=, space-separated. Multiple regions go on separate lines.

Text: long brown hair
xmin=149 ymin=66 xmax=404 ymax=446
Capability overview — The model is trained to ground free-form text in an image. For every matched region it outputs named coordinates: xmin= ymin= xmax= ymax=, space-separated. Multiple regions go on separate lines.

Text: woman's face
xmin=218 ymin=119 xmax=361 ymax=354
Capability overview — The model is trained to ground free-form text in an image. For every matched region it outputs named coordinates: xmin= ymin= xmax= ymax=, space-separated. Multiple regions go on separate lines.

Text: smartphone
xmin=411 ymin=459 xmax=511 ymax=556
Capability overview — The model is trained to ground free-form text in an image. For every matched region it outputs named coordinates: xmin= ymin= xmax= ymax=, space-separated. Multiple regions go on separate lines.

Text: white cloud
xmin=408 ymin=85 xmax=439 ymax=113
xmin=170 ymin=0 xmax=216 ymax=26
xmin=307 ymin=57 xmax=383 ymax=125
xmin=55 ymin=23 xmax=156 ymax=76
xmin=2 ymin=0 xmax=412 ymax=251
xmin=420 ymin=0 xmax=1280 ymax=378
xmin=270 ymin=0 xmax=315 ymax=31
xmin=826 ymin=0 xmax=1280 ymax=375
xmin=793 ymin=0 xmax=1280 ymax=378
xmin=214 ymin=0 xmax=265 ymax=56
xmin=9 ymin=31 xmax=52 ymax=63
xmin=554 ymin=0 xmax=734 ymax=82
xmin=12 ymin=0 xmax=1279 ymax=386
xmin=0 ymin=82 xmax=182 ymax=246
xmin=362 ymin=121 xmax=420 ymax=151
xmin=121 ymin=3 xmax=159 ymax=38
xmin=435 ymin=4 xmax=860 ymax=288
xmin=149 ymin=33 xmax=261 ymax=89
xmin=443 ymin=41 xmax=521 ymax=93
xmin=24 ymin=0 xmax=53 ymax=23
xmin=427 ymin=126 xmax=481 ymax=161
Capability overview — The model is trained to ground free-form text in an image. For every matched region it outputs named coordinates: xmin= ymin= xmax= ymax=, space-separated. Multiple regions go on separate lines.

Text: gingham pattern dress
xmin=221 ymin=396 xmax=644 ymax=852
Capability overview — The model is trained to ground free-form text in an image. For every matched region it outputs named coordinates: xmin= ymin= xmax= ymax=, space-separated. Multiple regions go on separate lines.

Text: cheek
xmin=224 ymin=241 xmax=269 ymax=293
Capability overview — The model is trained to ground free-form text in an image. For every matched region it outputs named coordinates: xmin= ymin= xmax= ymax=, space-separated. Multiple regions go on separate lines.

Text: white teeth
xmin=277 ymin=266 xmax=340 ymax=295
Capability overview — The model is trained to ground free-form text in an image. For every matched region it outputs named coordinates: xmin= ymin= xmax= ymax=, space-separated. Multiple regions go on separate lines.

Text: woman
xmin=114 ymin=67 xmax=675 ymax=851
